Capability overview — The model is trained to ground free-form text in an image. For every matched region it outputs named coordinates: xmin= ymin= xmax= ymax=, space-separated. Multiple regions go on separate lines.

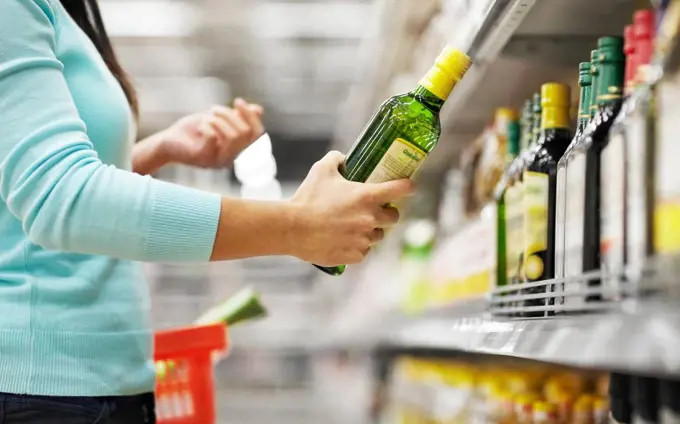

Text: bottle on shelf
xmin=313 ymin=46 xmax=472 ymax=276
xmin=564 ymin=49 xmax=600 ymax=309
xmin=660 ymin=378 xmax=680 ymax=424
xmin=600 ymin=20 xmax=644 ymax=300
xmin=521 ymin=99 xmax=535 ymax=152
xmin=653 ymin=0 xmax=680 ymax=273
xmin=532 ymin=91 xmax=543 ymax=146
xmin=573 ymin=395 xmax=595 ymax=424
xmin=565 ymin=37 xmax=626 ymax=306
xmin=609 ymin=373 xmax=633 ymax=424
xmin=521 ymin=83 xmax=572 ymax=315
xmin=495 ymin=115 xmax=521 ymax=289
xmin=555 ymin=61 xmax=593 ymax=299
xmin=632 ymin=376 xmax=660 ymax=424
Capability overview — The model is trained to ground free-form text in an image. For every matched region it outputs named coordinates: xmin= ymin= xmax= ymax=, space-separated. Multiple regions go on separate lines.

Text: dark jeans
xmin=0 ymin=393 xmax=155 ymax=424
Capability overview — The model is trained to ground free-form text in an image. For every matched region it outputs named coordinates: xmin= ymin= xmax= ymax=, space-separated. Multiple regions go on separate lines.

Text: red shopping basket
xmin=154 ymin=323 xmax=228 ymax=424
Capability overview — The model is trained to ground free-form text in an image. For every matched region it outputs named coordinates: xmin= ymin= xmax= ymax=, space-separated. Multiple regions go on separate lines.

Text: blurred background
xmin=102 ymin=0 xmax=680 ymax=423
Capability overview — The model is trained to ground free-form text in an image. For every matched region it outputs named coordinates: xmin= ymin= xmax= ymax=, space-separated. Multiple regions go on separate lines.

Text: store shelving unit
xmin=323 ymin=0 xmax=680 ymax=384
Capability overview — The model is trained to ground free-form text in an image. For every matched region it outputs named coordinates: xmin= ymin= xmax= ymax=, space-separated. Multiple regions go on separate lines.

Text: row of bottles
xmin=491 ymin=1 xmax=680 ymax=309
xmin=608 ymin=373 xmax=680 ymax=424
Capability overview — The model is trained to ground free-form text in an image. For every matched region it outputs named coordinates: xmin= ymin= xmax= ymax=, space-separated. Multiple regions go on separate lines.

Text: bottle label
xmin=600 ymin=132 xmax=626 ymax=285
xmin=564 ymin=153 xmax=586 ymax=302
xmin=365 ymin=138 xmax=427 ymax=184
xmin=523 ymin=171 xmax=549 ymax=281
xmin=626 ymin=110 xmax=650 ymax=272
xmin=555 ymin=163 xmax=568 ymax=279
xmin=505 ymin=182 xmax=524 ymax=282
xmin=655 ymin=81 xmax=680 ymax=254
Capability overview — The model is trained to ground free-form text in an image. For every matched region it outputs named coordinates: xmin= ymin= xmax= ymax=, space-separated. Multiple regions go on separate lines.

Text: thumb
xmin=367 ymin=179 xmax=416 ymax=204
xmin=316 ymin=151 xmax=346 ymax=175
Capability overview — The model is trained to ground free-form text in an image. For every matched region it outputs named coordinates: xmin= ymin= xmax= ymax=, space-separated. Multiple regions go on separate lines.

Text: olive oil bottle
xmin=555 ymin=62 xmax=592 ymax=286
xmin=521 ymin=83 xmax=572 ymax=314
xmin=314 ymin=46 xmax=472 ymax=276
xmin=565 ymin=37 xmax=626 ymax=306
xmin=505 ymin=103 xmax=534 ymax=291
xmin=495 ymin=118 xmax=521 ymax=289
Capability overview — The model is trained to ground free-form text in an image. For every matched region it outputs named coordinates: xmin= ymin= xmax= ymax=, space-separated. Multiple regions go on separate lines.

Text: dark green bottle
xmin=565 ymin=37 xmax=625 ymax=305
xmin=555 ymin=62 xmax=592 ymax=284
xmin=314 ymin=47 xmax=472 ymax=276
xmin=495 ymin=119 xmax=521 ymax=289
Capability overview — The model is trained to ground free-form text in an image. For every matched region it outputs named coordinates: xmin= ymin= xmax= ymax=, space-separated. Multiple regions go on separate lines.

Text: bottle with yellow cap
xmin=520 ymin=82 xmax=573 ymax=315
xmin=314 ymin=46 xmax=472 ymax=276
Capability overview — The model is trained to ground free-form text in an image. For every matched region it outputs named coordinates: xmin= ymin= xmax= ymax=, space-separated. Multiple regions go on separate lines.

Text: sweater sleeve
xmin=0 ymin=0 xmax=221 ymax=262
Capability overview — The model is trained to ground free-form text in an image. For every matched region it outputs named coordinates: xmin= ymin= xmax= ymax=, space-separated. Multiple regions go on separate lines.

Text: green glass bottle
xmin=495 ymin=119 xmax=521 ymax=289
xmin=565 ymin=37 xmax=625 ymax=306
xmin=531 ymin=92 xmax=543 ymax=146
xmin=520 ymin=99 xmax=534 ymax=152
xmin=314 ymin=47 xmax=472 ymax=276
xmin=555 ymin=62 xmax=592 ymax=285
xmin=522 ymin=83 xmax=572 ymax=316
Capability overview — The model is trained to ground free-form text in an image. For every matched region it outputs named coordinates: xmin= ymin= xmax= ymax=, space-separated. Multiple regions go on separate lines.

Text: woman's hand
xmin=132 ymin=98 xmax=264 ymax=175
xmin=288 ymin=151 xmax=414 ymax=266
xmin=209 ymin=151 xmax=414 ymax=264
xmin=163 ymin=98 xmax=265 ymax=168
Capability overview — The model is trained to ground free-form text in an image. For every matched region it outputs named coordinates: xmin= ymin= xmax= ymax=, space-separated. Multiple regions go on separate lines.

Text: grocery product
xmin=521 ymin=83 xmax=572 ymax=313
xmin=660 ymin=379 xmax=680 ymax=424
xmin=632 ymin=376 xmax=659 ymax=424
xmin=564 ymin=49 xmax=601 ymax=308
xmin=495 ymin=115 xmax=521 ymax=289
xmin=194 ymin=286 xmax=268 ymax=326
xmin=565 ymin=37 xmax=626 ymax=307
xmin=314 ymin=46 xmax=472 ymax=276
xmin=556 ymin=62 xmax=593 ymax=288
xmin=383 ymin=357 xmax=609 ymax=424
xmin=654 ymin=0 xmax=680 ymax=262
xmin=626 ymin=10 xmax=658 ymax=284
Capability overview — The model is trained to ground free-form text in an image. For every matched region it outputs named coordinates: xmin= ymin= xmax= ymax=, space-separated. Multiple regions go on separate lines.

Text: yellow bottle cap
xmin=541 ymin=82 xmax=571 ymax=108
xmin=435 ymin=46 xmax=473 ymax=80
xmin=496 ymin=107 xmax=520 ymax=121
xmin=419 ymin=46 xmax=472 ymax=100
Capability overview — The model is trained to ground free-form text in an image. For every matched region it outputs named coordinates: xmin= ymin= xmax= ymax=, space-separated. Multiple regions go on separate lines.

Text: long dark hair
xmin=61 ymin=0 xmax=139 ymax=117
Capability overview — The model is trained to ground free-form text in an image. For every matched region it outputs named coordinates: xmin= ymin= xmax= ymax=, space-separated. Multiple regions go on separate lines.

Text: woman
xmin=0 ymin=0 xmax=413 ymax=422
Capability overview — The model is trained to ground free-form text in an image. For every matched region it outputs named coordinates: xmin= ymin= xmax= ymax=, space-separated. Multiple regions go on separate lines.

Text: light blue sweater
xmin=0 ymin=0 xmax=222 ymax=396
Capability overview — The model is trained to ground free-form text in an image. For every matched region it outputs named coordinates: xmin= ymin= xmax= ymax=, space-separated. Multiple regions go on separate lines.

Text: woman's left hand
xmin=161 ymin=98 xmax=265 ymax=169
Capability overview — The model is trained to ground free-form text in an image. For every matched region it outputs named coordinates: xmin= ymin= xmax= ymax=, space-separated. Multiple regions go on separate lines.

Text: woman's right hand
xmin=289 ymin=151 xmax=415 ymax=267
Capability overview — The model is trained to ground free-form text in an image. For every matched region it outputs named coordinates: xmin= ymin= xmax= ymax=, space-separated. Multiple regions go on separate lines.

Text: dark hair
xmin=61 ymin=0 xmax=139 ymax=117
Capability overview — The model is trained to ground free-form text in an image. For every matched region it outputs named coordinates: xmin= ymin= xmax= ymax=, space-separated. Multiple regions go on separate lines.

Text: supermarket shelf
xmin=429 ymin=0 xmax=640 ymax=168
xmin=383 ymin=298 xmax=680 ymax=378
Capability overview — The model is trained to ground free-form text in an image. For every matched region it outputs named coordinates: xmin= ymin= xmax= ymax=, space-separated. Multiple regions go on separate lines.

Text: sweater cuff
xmin=144 ymin=179 xmax=221 ymax=262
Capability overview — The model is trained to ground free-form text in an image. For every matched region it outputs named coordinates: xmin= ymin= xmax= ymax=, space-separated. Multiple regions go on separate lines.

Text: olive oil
xmin=555 ymin=62 xmax=592 ymax=286
xmin=565 ymin=37 xmax=626 ymax=306
xmin=314 ymin=47 xmax=472 ymax=276
xmin=521 ymin=83 xmax=572 ymax=315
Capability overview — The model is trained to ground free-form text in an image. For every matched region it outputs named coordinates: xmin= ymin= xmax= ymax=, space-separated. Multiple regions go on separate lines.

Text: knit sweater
xmin=0 ymin=0 xmax=221 ymax=395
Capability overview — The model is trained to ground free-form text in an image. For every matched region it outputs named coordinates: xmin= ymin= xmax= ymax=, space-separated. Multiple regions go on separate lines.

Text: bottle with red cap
xmin=623 ymin=9 xmax=659 ymax=285
xmin=600 ymin=21 xmax=640 ymax=301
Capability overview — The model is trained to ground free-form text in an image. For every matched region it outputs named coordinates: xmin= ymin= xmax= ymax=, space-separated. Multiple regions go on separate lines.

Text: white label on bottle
xmin=626 ymin=110 xmax=648 ymax=274
xmin=600 ymin=132 xmax=626 ymax=293
xmin=655 ymin=80 xmax=680 ymax=254
xmin=365 ymin=138 xmax=427 ymax=184
xmin=564 ymin=153 xmax=586 ymax=305
xmin=555 ymin=163 xmax=567 ymax=279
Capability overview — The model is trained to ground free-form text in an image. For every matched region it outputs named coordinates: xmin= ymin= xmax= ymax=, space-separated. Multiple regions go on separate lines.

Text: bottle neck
xmin=577 ymin=84 xmax=592 ymax=132
xmin=589 ymin=69 xmax=600 ymax=118
xmin=412 ymin=85 xmax=445 ymax=112
xmin=596 ymin=61 xmax=625 ymax=109
xmin=541 ymin=105 xmax=571 ymax=133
